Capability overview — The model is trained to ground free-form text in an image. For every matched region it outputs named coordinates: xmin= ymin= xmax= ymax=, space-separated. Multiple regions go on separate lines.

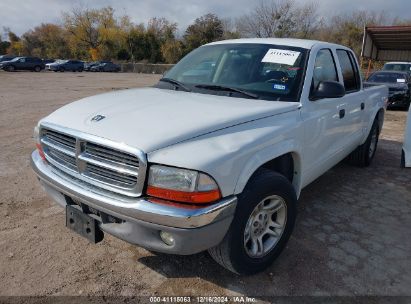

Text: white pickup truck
xmin=31 ymin=38 xmax=387 ymax=275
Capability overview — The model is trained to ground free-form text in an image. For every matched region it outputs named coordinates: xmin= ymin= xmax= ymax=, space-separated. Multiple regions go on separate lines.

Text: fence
xmin=120 ymin=63 xmax=174 ymax=74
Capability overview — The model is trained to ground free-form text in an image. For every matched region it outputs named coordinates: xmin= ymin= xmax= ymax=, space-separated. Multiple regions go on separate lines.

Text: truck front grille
xmin=40 ymin=127 xmax=145 ymax=197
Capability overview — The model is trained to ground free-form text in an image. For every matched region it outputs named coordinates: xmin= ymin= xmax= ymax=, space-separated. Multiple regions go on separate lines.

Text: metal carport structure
xmin=361 ymin=25 xmax=411 ymax=76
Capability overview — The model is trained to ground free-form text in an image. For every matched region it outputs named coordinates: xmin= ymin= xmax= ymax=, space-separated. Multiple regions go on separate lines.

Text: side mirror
xmin=311 ymin=81 xmax=345 ymax=100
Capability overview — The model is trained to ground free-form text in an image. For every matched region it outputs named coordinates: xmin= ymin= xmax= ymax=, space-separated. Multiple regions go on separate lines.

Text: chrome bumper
xmin=31 ymin=150 xmax=237 ymax=229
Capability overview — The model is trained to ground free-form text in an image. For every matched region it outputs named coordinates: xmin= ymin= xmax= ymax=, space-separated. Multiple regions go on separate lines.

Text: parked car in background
xmin=90 ymin=61 xmax=120 ymax=72
xmin=0 ymin=56 xmax=45 ymax=72
xmin=402 ymin=108 xmax=411 ymax=168
xmin=42 ymin=59 xmax=55 ymax=65
xmin=0 ymin=55 xmax=16 ymax=62
xmin=365 ymin=71 xmax=410 ymax=110
xmin=31 ymin=38 xmax=387 ymax=275
xmin=383 ymin=62 xmax=411 ymax=76
xmin=84 ymin=61 xmax=108 ymax=71
xmin=47 ymin=60 xmax=84 ymax=72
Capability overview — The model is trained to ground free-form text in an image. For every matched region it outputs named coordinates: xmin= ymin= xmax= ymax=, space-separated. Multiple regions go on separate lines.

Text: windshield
xmin=162 ymin=43 xmax=308 ymax=102
xmin=383 ymin=63 xmax=411 ymax=72
xmin=368 ymin=72 xmax=407 ymax=83
xmin=10 ymin=57 xmax=21 ymax=62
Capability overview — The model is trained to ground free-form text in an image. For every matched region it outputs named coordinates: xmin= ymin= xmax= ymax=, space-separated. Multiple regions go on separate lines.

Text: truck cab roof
xmin=207 ymin=38 xmax=348 ymax=50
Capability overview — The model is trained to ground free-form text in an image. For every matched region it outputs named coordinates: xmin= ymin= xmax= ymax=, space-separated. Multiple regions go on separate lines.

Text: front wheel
xmin=208 ymin=169 xmax=297 ymax=275
xmin=6 ymin=65 xmax=15 ymax=72
xmin=33 ymin=66 xmax=41 ymax=72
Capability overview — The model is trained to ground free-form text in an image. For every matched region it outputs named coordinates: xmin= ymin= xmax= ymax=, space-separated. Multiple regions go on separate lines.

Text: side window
xmin=337 ymin=50 xmax=360 ymax=92
xmin=312 ymin=49 xmax=338 ymax=91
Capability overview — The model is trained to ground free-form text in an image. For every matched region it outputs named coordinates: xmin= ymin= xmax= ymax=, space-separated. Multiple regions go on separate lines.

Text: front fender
xmin=234 ymin=139 xmax=302 ymax=197
xmin=148 ymin=111 xmax=302 ymax=197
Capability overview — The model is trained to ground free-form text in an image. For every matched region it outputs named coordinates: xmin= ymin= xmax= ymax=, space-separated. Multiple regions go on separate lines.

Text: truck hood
xmin=42 ymin=87 xmax=299 ymax=152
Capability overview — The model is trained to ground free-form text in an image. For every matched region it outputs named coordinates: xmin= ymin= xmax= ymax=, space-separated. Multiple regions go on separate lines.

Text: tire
xmin=401 ymin=149 xmax=406 ymax=168
xmin=33 ymin=66 xmax=41 ymax=72
xmin=6 ymin=65 xmax=15 ymax=72
xmin=208 ymin=169 xmax=297 ymax=275
xmin=59 ymin=67 xmax=65 ymax=72
xmin=78 ymin=68 xmax=83 ymax=72
xmin=346 ymin=118 xmax=379 ymax=167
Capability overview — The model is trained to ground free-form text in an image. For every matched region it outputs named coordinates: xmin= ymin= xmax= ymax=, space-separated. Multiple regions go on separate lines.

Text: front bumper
xmin=31 ymin=151 xmax=237 ymax=254
xmin=387 ymin=94 xmax=410 ymax=109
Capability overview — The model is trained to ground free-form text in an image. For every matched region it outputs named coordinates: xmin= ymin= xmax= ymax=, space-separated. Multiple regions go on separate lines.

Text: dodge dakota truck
xmin=31 ymin=38 xmax=387 ymax=275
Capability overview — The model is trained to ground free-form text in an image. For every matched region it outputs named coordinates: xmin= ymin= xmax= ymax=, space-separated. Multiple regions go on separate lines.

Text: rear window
xmin=337 ymin=50 xmax=360 ymax=92
xmin=383 ymin=63 xmax=411 ymax=72
xmin=368 ymin=72 xmax=407 ymax=83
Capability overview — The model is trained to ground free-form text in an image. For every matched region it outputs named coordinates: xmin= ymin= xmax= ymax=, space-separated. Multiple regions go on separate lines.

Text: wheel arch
xmin=234 ymin=143 xmax=302 ymax=199
xmin=361 ymin=107 xmax=385 ymax=146
xmin=376 ymin=107 xmax=385 ymax=134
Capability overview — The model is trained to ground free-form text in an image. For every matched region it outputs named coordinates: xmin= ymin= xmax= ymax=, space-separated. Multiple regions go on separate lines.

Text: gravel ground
xmin=0 ymin=71 xmax=410 ymax=299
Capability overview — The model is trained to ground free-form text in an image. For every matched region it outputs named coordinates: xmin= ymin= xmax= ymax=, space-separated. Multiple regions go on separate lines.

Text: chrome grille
xmin=40 ymin=126 xmax=145 ymax=197
xmin=84 ymin=163 xmax=138 ymax=187
xmin=43 ymin=129 xmax=76 ymax=153
xmin=85 ymin=142 xmax=139 ymax=168
xmin=47 ymin=148 xmax=77 ymax=172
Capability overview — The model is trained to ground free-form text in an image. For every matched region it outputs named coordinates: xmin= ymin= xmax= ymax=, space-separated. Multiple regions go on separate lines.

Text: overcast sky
xmin=0 ymin=0 xmax=409 ymax=37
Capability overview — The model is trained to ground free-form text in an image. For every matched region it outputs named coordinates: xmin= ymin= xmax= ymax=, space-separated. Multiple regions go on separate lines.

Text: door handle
xmin=361 ymin=102 xmax=365 ymax=110
xmin=339 ymin=109 xmax=345 ymax=119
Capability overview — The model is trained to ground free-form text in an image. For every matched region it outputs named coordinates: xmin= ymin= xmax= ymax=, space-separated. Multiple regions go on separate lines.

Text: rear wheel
xmin=208 ymin=169 xmax=297 ymax=275
xmin=59 ymin=67 xmax=65 ymax=72
xmin=33 ymin=66 xmax=41 ymax=72
xmin=347 ymin=119 xmax=379 ymax=167
xmin=401 ymin=149 xmax=406 ymax=168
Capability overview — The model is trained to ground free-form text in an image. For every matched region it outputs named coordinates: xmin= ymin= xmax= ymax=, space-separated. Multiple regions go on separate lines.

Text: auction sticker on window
xmin=262 ymin=49 xmax=300 ymax=65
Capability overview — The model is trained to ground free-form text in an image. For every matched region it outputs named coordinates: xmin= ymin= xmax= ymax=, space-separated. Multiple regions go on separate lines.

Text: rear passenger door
xmin=15 ymin=58 xmax=25 ymax=69
xmin=25 ymin=58 xmax=35 ymax=70
xmin=335 ymin=49 xmax=365 ymax=148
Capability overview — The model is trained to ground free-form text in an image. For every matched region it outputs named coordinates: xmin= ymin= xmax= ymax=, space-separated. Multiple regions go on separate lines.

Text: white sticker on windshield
xmin=397 ymin=79 xmax=406 ymax=83
xmin=262 ymin=49 xmax=301 ymax=65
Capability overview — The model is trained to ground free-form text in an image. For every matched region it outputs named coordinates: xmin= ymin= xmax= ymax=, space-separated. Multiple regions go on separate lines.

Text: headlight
xmin=147 ymin=165 xmax=221 ymax=204
xmin=33 ymin=125 xmax=46 ymax=161
xmin=33 ymin=125 xmax=40 ymax=144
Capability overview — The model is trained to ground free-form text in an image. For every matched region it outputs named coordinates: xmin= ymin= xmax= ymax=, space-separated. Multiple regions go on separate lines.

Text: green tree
xmin=63 ymin=6 xmax=120 ymax=60
xmin=161 ymin=39 xmax=183 ymax=63
xmin=0 ymin=35 xmax=11 ymax=54
xmin=4 ymin=29 xmax=24 ymax=55
xmin=183 ymin=13 xmax=224 ymax=53
xmin=21 ymin=23 xmax=71 ymax=58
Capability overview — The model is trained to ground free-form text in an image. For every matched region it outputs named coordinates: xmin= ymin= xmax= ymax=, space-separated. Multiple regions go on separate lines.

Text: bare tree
xmin=236 ymin=0 xmax=320 ymax=39
xmin=294 ymin=2 xmax=322 ymax=39
xmin=236 ymin=0 xmax=298 ymax=38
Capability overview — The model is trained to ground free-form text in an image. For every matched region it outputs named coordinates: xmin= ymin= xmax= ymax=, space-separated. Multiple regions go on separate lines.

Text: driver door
xmin=301 ymin=48 xmax=348 ymax=186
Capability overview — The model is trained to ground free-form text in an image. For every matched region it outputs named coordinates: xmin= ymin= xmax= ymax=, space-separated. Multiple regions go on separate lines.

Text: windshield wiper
xmin=159 ymin=78 xmax=191 ymax=92
xmin=195 ymin=84 xmax=259 ymax=99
